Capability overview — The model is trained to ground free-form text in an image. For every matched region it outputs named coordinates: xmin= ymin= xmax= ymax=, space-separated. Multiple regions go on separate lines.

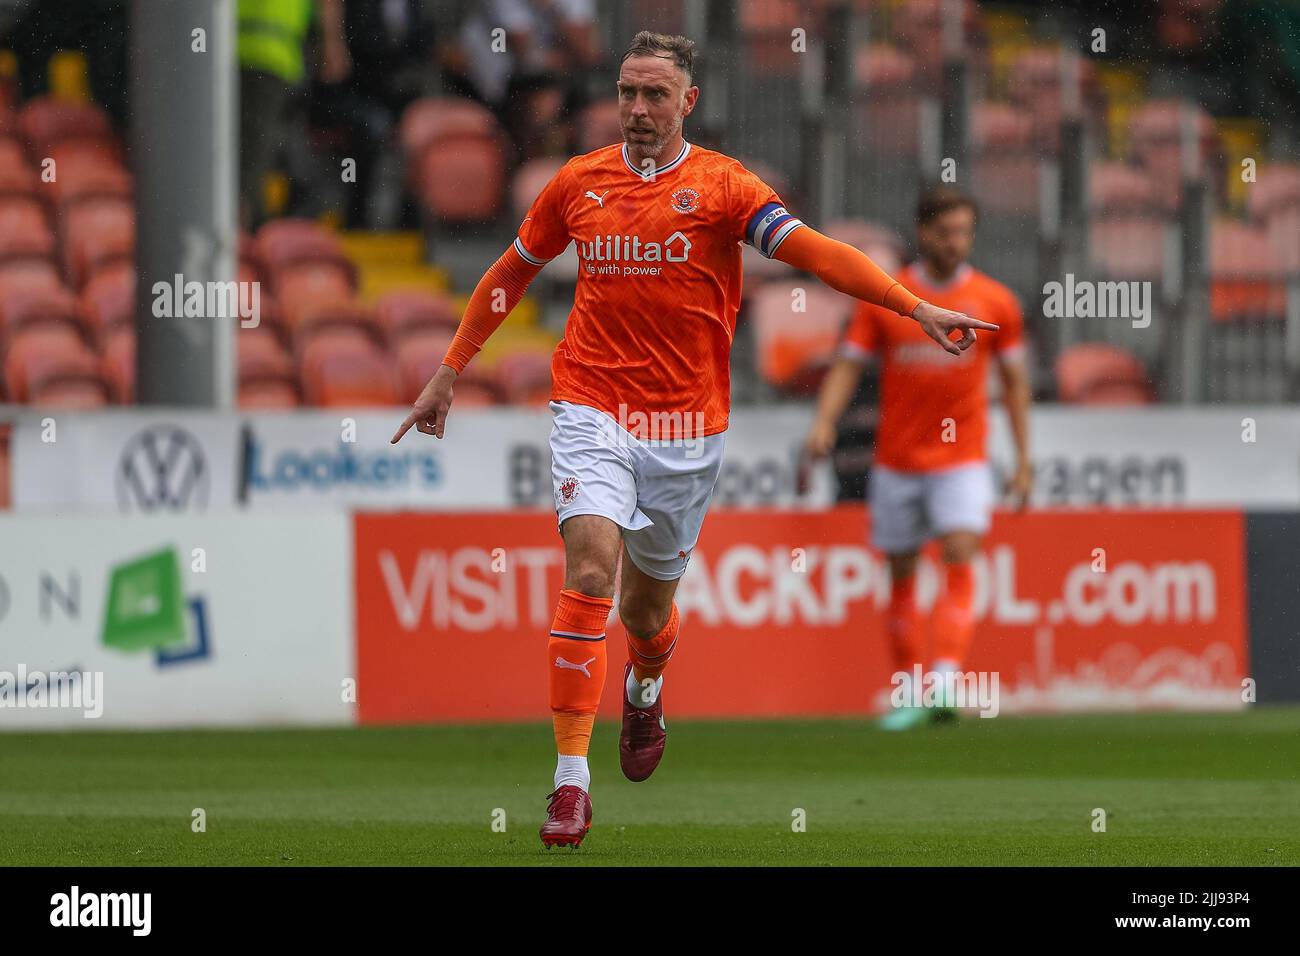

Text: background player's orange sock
xmin=549 ymin=588 xmax=611 ymax=790
xmin=932 ymin=562 xmax=975 ymax=672
xmin=625 ymin=602 xmax=678 ymax=708
xmin=889 ymin=574 xmax=923 ymax=683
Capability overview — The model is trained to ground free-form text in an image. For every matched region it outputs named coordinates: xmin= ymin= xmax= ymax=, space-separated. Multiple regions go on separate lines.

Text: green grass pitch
xmin=2 ymin=709 xmax=1297 ymax=866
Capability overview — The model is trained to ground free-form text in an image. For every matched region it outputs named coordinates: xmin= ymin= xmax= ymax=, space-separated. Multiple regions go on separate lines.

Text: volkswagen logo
xmin=116 ymin=425 xmax=209 ymax=511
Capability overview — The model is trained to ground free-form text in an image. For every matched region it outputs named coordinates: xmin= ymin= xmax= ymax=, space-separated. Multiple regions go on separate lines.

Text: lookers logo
xmin=242 ymin=429 xmax=441 ymax=495
xmin=580 ymin=231 xmax=691 ymax=276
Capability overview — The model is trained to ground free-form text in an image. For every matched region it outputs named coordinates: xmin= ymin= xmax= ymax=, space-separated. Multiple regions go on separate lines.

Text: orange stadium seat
xmin=1210 ymin=220 xmax=1285 ymax=321
xmin=414 ymin=136 xmax=506 ymax=223
xmin=45 ymin=142 xmax=133 ymax=208
xmin=1088 ymin=216 xmax=1168 ymax=280
xmin=0 ymin=137 xmax=38 ymax=199
xmin=99 ymin=323 xmax=134 ymax=403
xmin=256 ymin=218 xmax=354 ymax=285
xmin=1246 ymin=163 xmax=1300 ymax=221
xmin=18 ymin=97 xmax=114 ymax=152
xmin=511 ymin=157 xmax=568 ymax=221
xmin=61 ymin=198 xmax=134 ymax=289
xmin=3 ymin=324 xmax=98 ymax=403
xmin=0 ymin=281 xmax=87 ymax=342
xmin=300 ymin=336 xmax=399 ymax=407
xmin=750 ymin=281 xmax=854 ymax=394
xmin=399 ymin=96 xmax=501 ymax=162
xmin=1089 ymin=161 xmax=1168 ymax=213
xmin=274 ymin=259 xmax=357 ymax=329
xmin=576 ymin=99 xmax=623 ymax=154
xmin=239 ymin=377 xmax=301 ymax=409
xmin=394 ymin=327 xmax=455 ymax=402
xmin=76 ymin=260 xmax=133 ymax=342
xmin=822 ymin=218 xmax=905 ymax=273
xmin=374 ymin=290 xmax=460 ymax=339
xmin=0 ymin=197 xmax=56 ymax=262
xmin=495 ymin=348 xmax=553 ymax=405
xmin=292 ymin=297 xmax=384 ymax=348
xmin=1127 ymin=99 xmax=1217 ymax=209
xmin=1055 ymin=343 xmax=1152 ymax=404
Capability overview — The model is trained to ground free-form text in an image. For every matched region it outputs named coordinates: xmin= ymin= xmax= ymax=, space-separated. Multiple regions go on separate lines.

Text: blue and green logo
xmin=102 ymin=547 xmax=210 ymax=667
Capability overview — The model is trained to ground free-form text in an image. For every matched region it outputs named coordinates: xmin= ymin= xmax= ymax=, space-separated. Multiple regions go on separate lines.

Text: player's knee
xmin=619 ymin=599 xmax=670 ymax=640
xmin=566 ymin=561 xmax=615 ymax=598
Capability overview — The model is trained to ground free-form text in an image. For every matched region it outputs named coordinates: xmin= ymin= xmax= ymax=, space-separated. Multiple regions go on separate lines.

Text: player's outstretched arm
xmin=771 ymin=226 xmax=999 ymax=355
xmin=391 ymin=245 xmax=543 ymax=442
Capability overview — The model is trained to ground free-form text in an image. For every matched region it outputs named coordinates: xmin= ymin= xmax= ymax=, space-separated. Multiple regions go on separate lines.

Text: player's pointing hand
xmin=391 ymin=364 xmax=457 ymax=443
xmin=911 ymin=301 xmax=999 ymax=355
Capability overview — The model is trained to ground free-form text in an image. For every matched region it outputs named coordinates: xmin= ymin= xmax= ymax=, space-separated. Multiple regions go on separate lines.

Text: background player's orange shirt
xmin=516 ymin=140 xmax=803 ymax=436
xmin=840 ymin=263 xmax=1025 ymax=472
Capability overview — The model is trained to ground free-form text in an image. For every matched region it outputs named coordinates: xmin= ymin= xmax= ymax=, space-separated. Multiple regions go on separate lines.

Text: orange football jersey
xmin=840 ymin=263 xmax=1025 ymax=472
xmin=515 ymin=140 xmax=803 ymax=437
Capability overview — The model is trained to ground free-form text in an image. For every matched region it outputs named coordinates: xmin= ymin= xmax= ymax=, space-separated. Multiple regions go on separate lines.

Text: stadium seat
xmin=274 ymin=259 xmax=358 ymax=330
xmin=78 ymin=260 xmax=134 ymax=342
xmin=0 ymin=137 xmax=38 ymax=199
xmin=300 ymin=336 xmax=399 ymax=407
xmin=239 ymin=377 xmax=301 ymax=409
xmin=495 ymin=348 xmax=552 ymax=405
xmin=256 ymin=218 xmax=354 ymax=285
xmin=0 ymin=281 xmax=87 ymax=342
xmin=1246 ymin=163 xmax=1300 ymax=221
xmin=1210 ymin=220 xmax=1285 ymax=321
xmin=394 ymin=327 xmax=456 ymax=402
xmin=413 ymin=135 xmax=507 ymax=223
xmin=374 ymin=290 xmax=460 ymax=339
xmin=1088 ymin=216 xmax=1169 ymax=280
xmin=0 ymin=197 xmax=56 ymax=262
xmin=822 ymin=218 xmax=905 ymax=273
xmin=1127 ymin=99 xmax=1217 ymax=209
xmin=292 ymin=297 xmax=385 ymax=348
xmin=1055 ymin=343 xmax=1152 ymax=404
xmin=1088 ymin=161 xmax=1167 ymax=213
xmin=99 ymin=324 xmax=134 ymax=403
xmin=750 ymin=282 xmax=854 ymax=394
xmin=511 ymin=157 xmax=568 ymax=222
xmin=970 ymin=101 xmax=1035 ymax=151
xmin=399 ymin=96 xmax=501 ymax=163
xmin=61 ymin=198 xmax=134 ymax=289
xmin=576 ymin=99 xmax=623 ymax=154
xmin=18 ymin=96 xmax=114 ymax=153
xmin=3 ymin=324 xmax=99 ymax=403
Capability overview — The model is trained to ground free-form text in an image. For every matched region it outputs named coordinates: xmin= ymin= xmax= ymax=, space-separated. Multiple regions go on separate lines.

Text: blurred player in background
xmin=393 ymin=34 xmax=996 ymax=847
xmin=805 ymin=186 xmax=1032 ymax=731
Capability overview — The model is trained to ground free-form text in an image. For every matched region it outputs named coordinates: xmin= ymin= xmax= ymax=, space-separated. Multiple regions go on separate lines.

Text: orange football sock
xmin=888 ymin=574 xmax=923 ymax=677
xmin=627 ymin=602 xmax=679 ymax=684
xmin=549 ymin=588 xmax=612 ymax=757
xmin=932 ymin=562 xmax=975 ymax=669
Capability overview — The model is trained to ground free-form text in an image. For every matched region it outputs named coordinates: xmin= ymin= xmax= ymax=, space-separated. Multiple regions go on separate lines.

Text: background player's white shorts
xmin=869 ymin=461 xmax=994 ymax=554
xmin=549 ymin=401 xmax=726 ymax=581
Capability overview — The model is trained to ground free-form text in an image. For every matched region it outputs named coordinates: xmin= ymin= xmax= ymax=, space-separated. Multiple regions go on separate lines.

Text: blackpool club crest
xmin=670 ymin=187 xmax=700 ymax=213
xmin=558 ymin=476 xmax=581 ymax=505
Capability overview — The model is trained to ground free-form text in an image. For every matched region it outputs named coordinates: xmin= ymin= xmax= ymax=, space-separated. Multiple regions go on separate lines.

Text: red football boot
xmin=539 ymin=785 xmax=592 ymax=848
xmin=619 ymin=662 xmax=667 ymax=782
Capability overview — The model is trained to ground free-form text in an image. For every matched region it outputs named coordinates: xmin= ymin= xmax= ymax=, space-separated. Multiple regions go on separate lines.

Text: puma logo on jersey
xmin=585 ymin=190 xmax=609 ymax=207
xmin=555 ymin=656 xmax=596 ymax=678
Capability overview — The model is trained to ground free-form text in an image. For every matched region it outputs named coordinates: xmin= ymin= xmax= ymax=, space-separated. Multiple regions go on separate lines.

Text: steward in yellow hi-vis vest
xmin=237 ymin=0 xmax=314 ymax=86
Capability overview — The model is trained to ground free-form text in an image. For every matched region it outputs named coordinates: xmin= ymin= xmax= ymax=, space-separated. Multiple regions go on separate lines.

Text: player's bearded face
xmin=622 ymin=94 xmax=684 ymax=157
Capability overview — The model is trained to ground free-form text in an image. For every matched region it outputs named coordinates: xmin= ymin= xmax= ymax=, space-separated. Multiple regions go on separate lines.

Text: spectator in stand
xmin=238 ymin=0 xmax=350 ymax=227
xmin=447 ymin=0 xmax=599 ymax=160
xmin=310 ymin=0 xmax=435 ymax=227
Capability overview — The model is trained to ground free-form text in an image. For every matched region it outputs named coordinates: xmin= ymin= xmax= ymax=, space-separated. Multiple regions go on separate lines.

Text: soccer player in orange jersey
xmin=392 ymin=33 xmax=996 ymax=848
xmin=804 ymin=186 xmax=1033 ymax=731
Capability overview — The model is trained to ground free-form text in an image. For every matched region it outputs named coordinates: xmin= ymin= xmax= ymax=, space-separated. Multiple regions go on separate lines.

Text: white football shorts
xmin=869 ymin=460 xmax=994 ymax=554
xmin=549 ymin=401 xmax=726 ymax=581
